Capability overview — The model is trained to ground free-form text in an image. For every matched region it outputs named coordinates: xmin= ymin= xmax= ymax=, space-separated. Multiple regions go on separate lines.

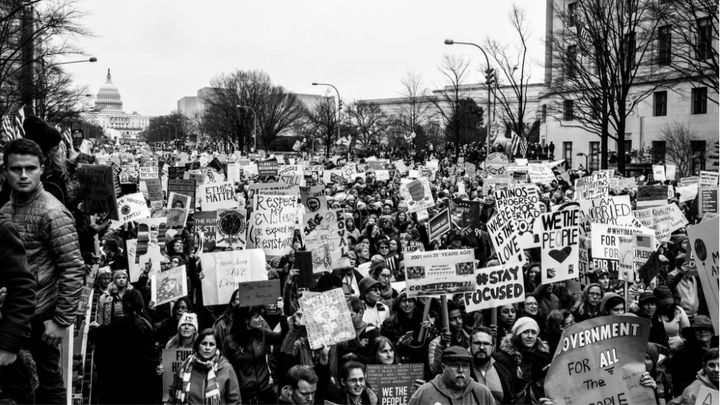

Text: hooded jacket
xmin=669 ymin=369 xmax=719 ymax=405
xmin=0 ymin=183 xmax=85 ymax=327
xmin=408 ymin=374 xmax=495 ymax=405
xmin=494 ymin=333 xmax=552 ymax=404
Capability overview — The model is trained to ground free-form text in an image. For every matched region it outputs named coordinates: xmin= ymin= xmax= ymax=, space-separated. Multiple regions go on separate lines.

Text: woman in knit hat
xmin=635 ymin=292 xmax=671 ymax=352
xmin=493 ymin=316 xmax=552 ymax=404
xmin=600 ymin=292 xmax=627 ymax=316
xmin=166 ymin=312 xmax=199 ymax=349
xmin=655 ymin=285 xmax=690 ymax=352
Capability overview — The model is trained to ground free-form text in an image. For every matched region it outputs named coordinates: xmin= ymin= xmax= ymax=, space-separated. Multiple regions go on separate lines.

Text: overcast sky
xmin=63 ymin=0 xmax=548 ymax=117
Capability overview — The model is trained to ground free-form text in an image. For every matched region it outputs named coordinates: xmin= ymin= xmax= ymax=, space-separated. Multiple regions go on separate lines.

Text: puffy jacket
xmin=0 ymin=183 xmax=85 ymax=327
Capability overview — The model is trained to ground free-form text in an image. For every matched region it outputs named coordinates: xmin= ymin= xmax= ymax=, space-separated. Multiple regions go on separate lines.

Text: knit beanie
xmin=178 ymin=312 xmax=198 ymax=332
xmin=23 ymin=116 xmax=62 ymax=155
xmin=653 ymin=285 xmax=674 ymax=307
xmin=512 ymin=316 xmax=539 ymax=337
xmin=112 ymin=269 xmax=128 ymax=281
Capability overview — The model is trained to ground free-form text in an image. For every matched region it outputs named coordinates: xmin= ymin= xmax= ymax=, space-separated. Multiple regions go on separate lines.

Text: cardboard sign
xmin=636 ymin=185 xmax=669 ymax=208
xmin=126 ymin=239 xmax=142 ymax=282
xmin=135 ymin=217 xmax=168 ymax=265
xmin=167 ymin=166 xmax=186 ymax=180
xmin=193 ymin=211 xmax=217 ymax=252
xmin=652 ymin=165 xmax=666 ymax=182
xmin=76 ymin=165 xmax=120 ymax=220
xmin=116 ymin=192 xmax=151 ymax=224
xmin=651 ymin=204 xmax=689 ymax=242
xmin=575 ymin=171 xmax=611 ymax=201
xmin=143 ymin=178 xmax=163 ymax=205
xmin=687 ymin=217 xmax=719 ymax=333
xmin=665 ymin=164 xmax=676 ymax=181
xmin=120 ymin=164 xmax=139 ymax=183
xmin=534 ymin=210 xmax=581 ymax=284
xmin=449 ymin=199 xmax=481 ymax=238
xmin=198 ymin=181 xmax=236 ymax=211
xmin=237 ymin=280 xmax=281 ymax=307
xmin=151 ymin=207 xmax=188 ymax=229
xmin=226 ymin=163 xmax=241 ymax=184
xmin=495 ymin=184 xmax=542 ymax=248
xmin=302 ymin=210 xmax=350 ymax=273
xmin=579 ymin=195 xmax=634 ymax=233
xmin=527 ymin=163 xmax=556 ymax=184
xmin=404 ymin=249 xmax=477 ymax=297
xmin=632 ymin=233 xmax=656 ymax=282
xmin=486 ymin=214 xmax=526 ymax=265
xmin=366 ymin=364 xmax=424 ymax=405
xmin=484 ymin=152 xmax=509 ymax=176
xmin=161 ymin=349 xmax=193 ymax=402
xmin=299 ymin=288 xmax=355 ymax=350
xmin=429 ymin=208 xmax=451 ymax=242
xmin=167 ymin=179 xmax=196 ymax=209
xmin=257 ymin=159 xmax=278 ymax=177
xmin=699 ymin=187 xmax=719 ymax=216
xmin=544 ymin=316 xmax=655 ymax=405
xmin=591 ymin=224 xmax=653 ymax=274
xmin=461 ymin=263 xmax=525 ymax=312
xmin=248 ymin=194 xmax=298 ymax=258
xmin=151 ymin=265 xmax=188 ymax=306
xmin=399 ymin=178 xmax=434 ymax=213
xmin=200 ymin=249 xmax=268 ymax=306
xmin=700 ymin=170 xmax=719 ymax=187
xmin=139 ymin=165 xmax=159 ymax=180
xmin=167 ymin=192 xmax=191 ymax=210
xmin=215 ymin=208 xmax=247 ymax=249
xmin=300 ymin=185 xmax=327 ymax=212
xmin=677 ymin=183 xmax=699 ymax=203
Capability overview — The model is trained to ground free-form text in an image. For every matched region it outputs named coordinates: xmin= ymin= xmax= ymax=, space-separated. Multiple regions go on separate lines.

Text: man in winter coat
xmin=1 ymin=138 xmax=85 ymax=404
xmin=409 ymin=346 xmax=496 ymax=405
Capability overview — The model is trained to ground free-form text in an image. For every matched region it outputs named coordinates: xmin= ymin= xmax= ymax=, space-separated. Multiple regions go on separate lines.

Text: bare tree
xmin=545 ymin=0 xmax=672 ymax=174
xmin=485 ymin=5 xmax=536 ymax=140
xmin=0 ymin=0 xmax=90 ymax=116
xmin=430 ymin=54 xmax=474 ymax=158
xmin=346 ymin=101 xmax=390 ymax=149
xmin=303 ymin=95 xmax=341 ymax=158
xmin=394 ymin=72 xmax=433 ymax=136
xmin=655 ymin=0 xmax=718 ymax=104
xmin=33 ymin=63 xmax=90 ymax=124
xmin=658 ymin=121 xmax=709 ymax=177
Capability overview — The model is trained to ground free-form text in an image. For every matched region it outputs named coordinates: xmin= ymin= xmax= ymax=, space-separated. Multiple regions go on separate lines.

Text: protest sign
xmin=700 ymin=170 xmax=719 ymax=187
xmin=135 ymin=217 xmax=168 ymax=265
xmin=139 ymin=165 xmax=159 ymax=180
xmin=193 ymin=210 xmax=217 ymax=252
xmin=652 ymin=165 xmax=666 ymax=182
xmin=687 ymin=217 xmax=719 ymax=333
xmin=527 ymin=163 xmax=556 ymax=184
xmin=637 ymin=185 xmax=669 ymax=208
xmin=544 ymin=316 xmax=655 ymax=405
xmin=366 ymin=364 xmax=424 ymax=405
xmin=198 ymin=181 xmax=237 ymax=211
xmin=161 ymin=349 xmax=192 ymax=402
xmin=167 ymin=179 xmax=196 ymax=208
xmin=247 ymin=182 xmax=298 ymax=199
xmin=151 ymin=207 xmax=188 ymax=229
xmin=449 ymin=199 xmax=481 ymax=238
xmin=167 ymin=192 xmax=191 ymax=210
xmin=495 ymin=184 xmax=542 ymax=247
xmin=120 ymin=164 xmax=139 ymax=183
xmin=575 ymin=170 xmax=610 ymax=200
xmin=534 ymin=209 xmax=581 ymax=284
xmin=299 ymin=288 xmax=355 ymax=350
xmin=652 ymin=204 xmax=690 ymax=242
xmin=215 ymin=208 xmax=247 ymax=249
xmin=226 ymin=163 xmax=241 ymax=184
xmin=665 ymin=164 xmax=676 ymax=181
xmin=486 ymin=213 xmax=526 ymax=265
xmin=461 ymin=263 xmax=525 ymax=312
xmin=249 ymin=194 xmax=298 ymax=258
xmin=429 ymin=208 xmax=451 ymax=242
xmin=257 ymin=159 xmax=278 ymax=177
xmin=375 ymin=170 xmax=390 ymax=181
xmin=167 ymin=166 xmax=185 ymax=180
xmin=143 ymin=178 xmax=163 ymax=206
xmin=302 ymin=210 xmax=350 ymax=272
xmin=577 ymin=235 xmax=591 ymax=288
xmin=116 ymin=192 xmax=151 ymax=224
xmin=404 ymin=249 xmax=476 ymax=297
xmin=237 ymin=279 xmax=281 ymax=307
xmin=77 ymin=165 xmax=120 ymax=220
xmin=151 ymin=265 xmax=188 ymax=306
xmin=126 ymin=239 xmax=142 ymax=282
xmin=578 ymin=195 xmax=633 ymax=232
xmin=677 ymin=183 xmax=699 ymax=203
xmin=399 ymin=178 xmax=434 ymax=213
xmin=200 ymin=249 xmax=268 ymax=306
xmin=695 ymin=386 xmax=718 ymax=405
xmin=591 ymin=224 xmax=652 ymax=274
xmin=300 ymin=185 xmax=327 ymax=212
xmin=633 ymin=233 xmax=656 ymax=282
xmin=699 ymin=187 xmax=719 ymax=217
xmin=484 ymin=152 xmax=509 ymax=176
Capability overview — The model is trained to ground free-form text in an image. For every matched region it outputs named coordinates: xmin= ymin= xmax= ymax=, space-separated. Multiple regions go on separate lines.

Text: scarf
xmin=175 ymin=351 xmax=222 ymax=405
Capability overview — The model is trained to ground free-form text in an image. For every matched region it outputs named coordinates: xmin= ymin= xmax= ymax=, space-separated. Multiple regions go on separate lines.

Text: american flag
xmin=1 ymin=105 xmax=25 ymax=144
xmin=510 ymin=130 xmax=527 ymax=157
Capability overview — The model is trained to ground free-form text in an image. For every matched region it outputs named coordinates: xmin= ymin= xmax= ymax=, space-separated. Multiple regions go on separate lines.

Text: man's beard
xmin=473 ymin=353 xmax=490 ymax=366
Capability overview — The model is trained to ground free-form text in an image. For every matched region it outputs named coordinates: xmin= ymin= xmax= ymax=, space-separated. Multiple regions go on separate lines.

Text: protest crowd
xmin=0 ymin=116 xmax=717 ymax=405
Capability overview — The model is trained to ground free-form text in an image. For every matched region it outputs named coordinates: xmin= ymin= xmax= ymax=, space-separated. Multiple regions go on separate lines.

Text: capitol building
xmin=90 ymin=69 xmax=149 ymax=143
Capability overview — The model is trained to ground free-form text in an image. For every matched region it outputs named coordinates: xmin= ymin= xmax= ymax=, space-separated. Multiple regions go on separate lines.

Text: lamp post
xmin=52 ymin=57 xmax=98 ymax=66
xmin=444 ymin=39 xmax=495 ymax=156
xmin=236 ymin=105 xmax=257 ymax=153
xmin=312 ymin=82 xmax=341 ymax=156
xmin=166 ymin=120 xmax=178 ymax=144
xmin=576 ymin=152 xmax=589 ymax=170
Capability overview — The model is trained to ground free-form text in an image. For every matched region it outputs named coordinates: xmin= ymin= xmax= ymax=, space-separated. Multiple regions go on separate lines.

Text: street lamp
xmin=236 ymin=105 xmax=257 ymax=153
xmin=52 ymin=57 xmax=98 ymax=66
xmin=576 ymin=152 xmax=599 ymax=171
xmin=444 ymin=39 xmax=495 ymax=156
xmin=166 ymin=120 xmax=179 ymax=143
xmin=312 ymin=82 xmax=342 ymax=155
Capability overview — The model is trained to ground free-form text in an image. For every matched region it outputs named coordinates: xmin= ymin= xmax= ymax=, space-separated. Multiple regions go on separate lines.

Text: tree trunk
xmin=616 ymin=120 xmax=626 ymax=176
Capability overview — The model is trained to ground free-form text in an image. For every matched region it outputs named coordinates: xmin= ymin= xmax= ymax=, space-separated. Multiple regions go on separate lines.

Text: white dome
xmin=95 ymin=69 xmax=123 ymax=111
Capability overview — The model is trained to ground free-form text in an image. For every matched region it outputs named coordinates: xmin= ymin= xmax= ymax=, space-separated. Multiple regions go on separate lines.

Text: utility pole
xmin=21 ymin=2 xmax=35 ymax=117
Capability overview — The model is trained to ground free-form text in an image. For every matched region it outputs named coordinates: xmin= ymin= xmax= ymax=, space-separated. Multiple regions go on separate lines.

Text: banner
xmin=366 ymin=364 xmax=424 ymax=405
xmin=77 ymin=165 xmax=119 ymax=220
xmin=151 ymin=265 xmax=188 ymax=306
xmin=461 ymin=263 xmax=525 ymax=312
xmin=299 ymin=288 xmax=355 ymax=350
xmin=687 ymin=217 xmax=719 ymax=333
xmin=116 ymin=192 xmax=151 ymax=224
xmin=495 ymin=184 xmax=542 ymax=247
xmin=399 ymin=178 xmax=434 ymax=213
xmin=544 ymin=316 xmax=655 ymax=405
xmin=237 ymin=280 xmax=282 ymax=307
xmin=700 ymin=170 xmax=719 ymax=187
xmin=250 ymin=194 xmax=298 ymax=258
xmin=449 ymin=199 xmax=481 ymax=238
xmin=198 ymin=181 xmax=237 ymax=211
xmin=300 ymin=185 xmax=327 ymax=213
xmin=404 ymin=249 xmax=476 ymax=297
xmin=200 ymin=249 xmax=268 ymax=306
xmin=534 ymin=209 xmax=581 ymax=284
xmin=527 ymin=163 xmax=556 ymax=184
xmin=428 ymin=208 xmax=451 ymax=242
xmin=215 ymin=208 xmax=247 ymax=249
xmin=161 ymin=349 xmax=193 ymax=402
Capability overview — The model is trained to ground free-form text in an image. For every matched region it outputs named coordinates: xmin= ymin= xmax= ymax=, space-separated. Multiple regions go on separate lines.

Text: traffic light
xmin=485 ymin=68 xmax=495 ymax=85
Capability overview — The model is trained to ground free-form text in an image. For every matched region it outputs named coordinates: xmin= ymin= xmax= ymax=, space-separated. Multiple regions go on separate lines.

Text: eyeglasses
xmin=347 ymin=378 xmax=365 ymax=385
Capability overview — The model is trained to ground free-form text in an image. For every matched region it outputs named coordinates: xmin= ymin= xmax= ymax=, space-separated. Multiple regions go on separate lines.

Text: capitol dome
xmin=95 ymin=69 xmax=123 ymax=111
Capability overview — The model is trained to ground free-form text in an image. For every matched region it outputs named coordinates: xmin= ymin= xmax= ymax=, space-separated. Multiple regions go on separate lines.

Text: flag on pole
xmin=1 ymin=105 xmax=25 ymax=144
xmin=510 ymin=130 xmax=527 ymax=157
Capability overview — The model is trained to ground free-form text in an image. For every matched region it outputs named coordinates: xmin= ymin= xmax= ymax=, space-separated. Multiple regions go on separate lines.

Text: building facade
xmin=91 ymin=69 xmax=149 ymax=143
